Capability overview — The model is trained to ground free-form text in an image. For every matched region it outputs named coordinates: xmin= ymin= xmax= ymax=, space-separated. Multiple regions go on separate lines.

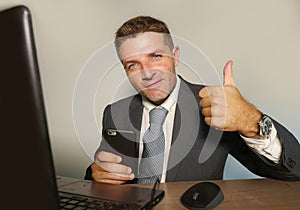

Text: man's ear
xmin=173 ymin=46 xmax=180 ymax=67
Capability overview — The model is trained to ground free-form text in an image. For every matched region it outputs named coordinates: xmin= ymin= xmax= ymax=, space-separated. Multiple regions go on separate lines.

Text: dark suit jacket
xmin=85 ymin=77 xmax=300 ymax=182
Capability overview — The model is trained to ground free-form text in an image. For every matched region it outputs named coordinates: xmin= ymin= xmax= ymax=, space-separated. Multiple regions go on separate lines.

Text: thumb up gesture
xmin=199 ymin=60 xmax=262 ymax=137
xmin=223 ymin=60 xmax=236 ymax=86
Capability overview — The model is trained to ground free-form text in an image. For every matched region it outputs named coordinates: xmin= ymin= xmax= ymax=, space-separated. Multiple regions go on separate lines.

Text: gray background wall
xmin=1 ymin=0 xmax=299 ymax=180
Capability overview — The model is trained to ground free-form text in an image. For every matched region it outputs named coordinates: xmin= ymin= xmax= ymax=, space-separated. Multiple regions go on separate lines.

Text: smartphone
xmin=103 ymin=128 xmax=138 ymax=174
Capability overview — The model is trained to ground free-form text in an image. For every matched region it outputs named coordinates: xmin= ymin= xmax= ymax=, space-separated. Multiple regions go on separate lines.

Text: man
xmin=84 ymin=16 xmax=300 ymax=184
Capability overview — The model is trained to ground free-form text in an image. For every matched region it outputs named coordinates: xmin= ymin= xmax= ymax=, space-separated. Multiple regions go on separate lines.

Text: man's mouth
xmin=145 ymin=80 xmax=162 ymax=89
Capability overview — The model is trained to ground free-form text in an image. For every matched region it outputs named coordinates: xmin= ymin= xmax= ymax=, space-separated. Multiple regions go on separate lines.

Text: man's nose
xmin=140 ymin=63 xmax=155 ymax=80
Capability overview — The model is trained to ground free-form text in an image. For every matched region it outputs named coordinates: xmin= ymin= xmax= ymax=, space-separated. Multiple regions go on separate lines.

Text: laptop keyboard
xmin=59 ymin=192 xmax=139 ymax=210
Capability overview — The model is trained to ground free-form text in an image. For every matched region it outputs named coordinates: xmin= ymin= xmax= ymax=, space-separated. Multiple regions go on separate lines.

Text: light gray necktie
xmin=138 ymin=107 xmax=168 ymax=183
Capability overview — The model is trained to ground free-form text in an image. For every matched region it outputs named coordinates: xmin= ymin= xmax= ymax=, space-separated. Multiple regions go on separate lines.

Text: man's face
xmin=118 ymin=32 xmax=180 ymax=105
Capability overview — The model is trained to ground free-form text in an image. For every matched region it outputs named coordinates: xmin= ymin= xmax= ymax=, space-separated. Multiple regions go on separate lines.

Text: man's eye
xmin=152 ymin=53 xmax=163 ymax=60
xmin=126 ymin=63 xmax=137 ymax=70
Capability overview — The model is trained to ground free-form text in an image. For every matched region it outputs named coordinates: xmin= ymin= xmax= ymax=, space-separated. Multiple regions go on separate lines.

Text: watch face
xmin=261 ymin=116 xmax=272 ymax=136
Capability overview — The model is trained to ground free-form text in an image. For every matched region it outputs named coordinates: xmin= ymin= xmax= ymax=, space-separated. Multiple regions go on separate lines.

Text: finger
xmin=199 ymin=87 xmax=209 ymax=98
xmin=211 ymin=100 xmax=226 ymax=114
xmin=91 ymin=163 xmax=134 ymax=184
xmin=223 ymin=60 xmax=236 ymax=87
xmin=96 ymin=151 xmax=122 ymax=163
xmin=97 ymin=160 xmax=132 ymax=175
xmin=93 ymin=170 xmax=134 ymax=184
xmin=201 ymin=107 xmax=212 ymax=117
xmin=199 ymin=98 xmax=211 ymax=108
xmin=203 ymin=117 xmax=211 ymax=126
xmin=93 ymin=170 xmax=134 ymax=182
xmin=200 ymin=86 xmax=225 ymax=98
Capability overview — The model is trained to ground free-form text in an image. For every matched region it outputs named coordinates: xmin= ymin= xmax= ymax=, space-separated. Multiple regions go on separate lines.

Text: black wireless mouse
xmin=180 ymin=182 xmax=224 ymax=210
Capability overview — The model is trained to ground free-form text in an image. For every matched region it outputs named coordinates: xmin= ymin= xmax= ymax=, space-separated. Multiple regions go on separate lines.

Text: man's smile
xmin=144 ymin=79 xmax=163 ymax=90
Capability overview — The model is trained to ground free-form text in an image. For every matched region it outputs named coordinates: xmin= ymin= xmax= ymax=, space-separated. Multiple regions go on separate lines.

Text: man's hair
xmin=114 ymin=16 xmax=174 ymax=58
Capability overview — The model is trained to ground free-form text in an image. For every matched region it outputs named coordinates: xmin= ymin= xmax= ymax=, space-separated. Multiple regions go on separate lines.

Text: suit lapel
xmin=122 ymin=95 xmax=143 ymax=184
xmin=166 ymin=78 xmax=202 ymax=181
xmin=128 ymin=95 xmax=143 ymax=142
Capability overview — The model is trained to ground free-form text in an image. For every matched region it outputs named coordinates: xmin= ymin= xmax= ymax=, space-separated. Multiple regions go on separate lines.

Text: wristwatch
xmin=258 ymin=114 xmax=273 ymax=138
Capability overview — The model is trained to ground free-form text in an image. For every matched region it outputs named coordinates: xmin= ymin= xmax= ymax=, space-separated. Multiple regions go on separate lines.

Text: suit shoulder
xmin=179 ymin=76 xmax=205 ymax=95
xmin=104 ymin=94 xmax=141 ymax=111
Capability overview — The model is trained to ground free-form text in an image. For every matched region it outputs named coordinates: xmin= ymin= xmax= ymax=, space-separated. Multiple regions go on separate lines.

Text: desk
xmin=137 ymin=179 xmax=300 ymax=209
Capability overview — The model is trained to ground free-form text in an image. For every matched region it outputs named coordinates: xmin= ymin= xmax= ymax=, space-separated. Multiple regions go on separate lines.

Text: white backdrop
xmin=1 ymin=0 xmax=299 ymax=179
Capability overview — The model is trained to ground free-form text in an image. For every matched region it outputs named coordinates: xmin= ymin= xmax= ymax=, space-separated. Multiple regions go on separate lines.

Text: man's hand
xmin=91 ymin=151 xmax=134 ymax=184
xmin=199 ymin=60 xmax=262 ymax=137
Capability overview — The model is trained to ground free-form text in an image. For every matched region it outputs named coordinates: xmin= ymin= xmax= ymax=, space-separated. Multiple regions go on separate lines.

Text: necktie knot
xmin=149 ymin=107 xmax=168 ymax=125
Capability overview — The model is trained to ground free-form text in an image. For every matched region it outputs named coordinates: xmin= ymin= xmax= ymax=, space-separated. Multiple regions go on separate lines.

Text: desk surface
xmin=137 ymin=179 xmax=300 ymax=210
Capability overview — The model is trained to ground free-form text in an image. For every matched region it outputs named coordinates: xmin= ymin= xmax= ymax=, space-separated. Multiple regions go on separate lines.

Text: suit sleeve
xmin=84 ymin=104 xmax=139 ymax=183
xmin=227 ymin=119 xmax=300 ymax=181
xmin=84 ymin=105 xmax=111 ymax=180
xmin=274 ymin=120 xmax=300 ymax=177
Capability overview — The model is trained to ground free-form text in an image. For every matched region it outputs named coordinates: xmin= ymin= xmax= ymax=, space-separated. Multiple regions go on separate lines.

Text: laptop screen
xmin=0 ymin=5 xmax=165 ymax=210
xmin=0 ymin=5 xmax=60 ymax=210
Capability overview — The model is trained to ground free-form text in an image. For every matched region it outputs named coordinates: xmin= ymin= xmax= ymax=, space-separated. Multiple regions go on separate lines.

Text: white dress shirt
xmin=138 ymin=76 xmax=282 ymax=183
xmin=241 ymin=124 xmax=282 ymax=163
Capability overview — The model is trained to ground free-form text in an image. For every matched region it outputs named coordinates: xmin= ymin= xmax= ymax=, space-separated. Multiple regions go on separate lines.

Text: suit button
xmin=287 ymin=158 xmax=296 ymax=168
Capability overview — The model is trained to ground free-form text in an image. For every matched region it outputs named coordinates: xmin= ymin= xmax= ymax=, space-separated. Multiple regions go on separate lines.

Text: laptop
xmin=0 ymin=5 xmax=164 ymax=210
